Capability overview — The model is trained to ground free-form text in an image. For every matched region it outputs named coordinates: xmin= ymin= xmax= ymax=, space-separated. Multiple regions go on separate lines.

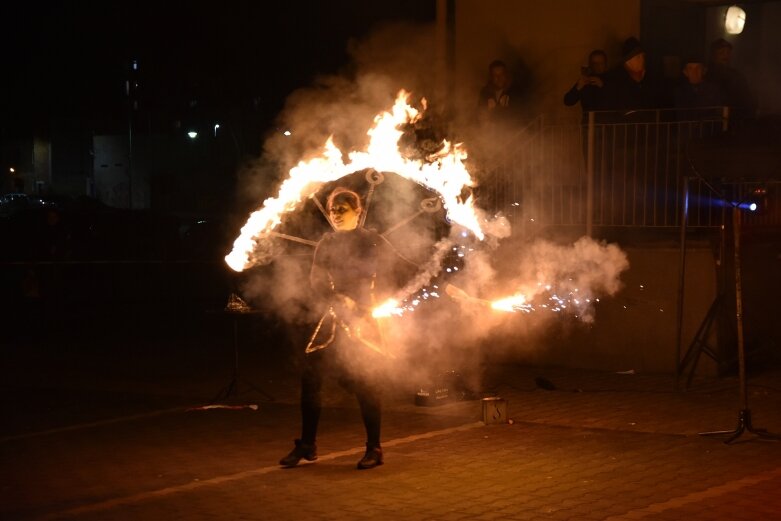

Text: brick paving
xmin=2 ymin=346 xmax=781 ymax=521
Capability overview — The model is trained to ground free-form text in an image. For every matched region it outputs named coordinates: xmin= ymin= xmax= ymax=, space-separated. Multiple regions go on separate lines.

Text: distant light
xmin=187 ymin=131 xmax=198 ymax=139
xmin=725 ymin=5 xmax=746 ymax=34
xmin=131 ymin=59 xmax=139 ymax=71
xmin=749 ymin=202 xmax=757 ymax=212
xmin=9 ymin=167 xmax=14 ymax=173
xmin=214 ymin=123 xmax=220 ymax=137
xmin=283 ymin=130 xmax=292 ymax=136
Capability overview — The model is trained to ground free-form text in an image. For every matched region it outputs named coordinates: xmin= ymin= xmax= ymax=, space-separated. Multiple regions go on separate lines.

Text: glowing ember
xmin=372 ymin=299 xmax=403 ymax=318
xmin=226 ymin=90 xmax=485 ymax=272
xmin=372 ymin=299 xmax=404 ymax=318
xmin=491 ymin=294 xmax=533 ymax=313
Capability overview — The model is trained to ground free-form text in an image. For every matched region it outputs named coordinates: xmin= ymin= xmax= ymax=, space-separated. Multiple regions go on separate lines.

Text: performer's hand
xmin=445 ymin=283 xmax=471 ymax=301
xmin=445 ymin=284 xmax=492 ymax=307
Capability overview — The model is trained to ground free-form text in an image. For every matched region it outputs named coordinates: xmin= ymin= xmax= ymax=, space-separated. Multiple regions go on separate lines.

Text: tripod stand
xmin=676 ymin=174 xmax=729 ymax=389
xmin=212 ymin=310 xmax=275 ymax=403
xmin=698 ymin=207 xmax=780 ymax=444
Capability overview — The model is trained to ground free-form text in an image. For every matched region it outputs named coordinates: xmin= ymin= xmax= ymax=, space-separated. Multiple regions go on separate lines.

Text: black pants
xmin=300 ymin=346 xmax=382 ymax=447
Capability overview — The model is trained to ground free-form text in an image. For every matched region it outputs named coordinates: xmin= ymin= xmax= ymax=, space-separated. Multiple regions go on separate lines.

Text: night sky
xmin=1 ymin=1 xmax=436 ymax=137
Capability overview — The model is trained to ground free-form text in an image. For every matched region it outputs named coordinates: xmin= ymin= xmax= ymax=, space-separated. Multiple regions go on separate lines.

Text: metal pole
xmin=126 ymin=80 xmax=133 ymax=210
xmin=675 ymin=175 xmax=690 ymax=386
xmin=699 ymin=204 xmax=781 ymax=442
xmin=586 ymin=111 xmax=595 ymax=236
xmin=732 ymin=208 xmax=747 ymax=410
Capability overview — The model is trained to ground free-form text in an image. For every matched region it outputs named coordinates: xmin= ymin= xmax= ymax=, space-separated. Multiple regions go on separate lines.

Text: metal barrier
xmin=487 ymin=107 xmax=779 ymax=233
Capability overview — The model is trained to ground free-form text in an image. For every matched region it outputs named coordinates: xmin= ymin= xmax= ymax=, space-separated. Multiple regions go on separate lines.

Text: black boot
xmin=357 ymin=443 xmax=383 ymax=470
xmin=279 ymin=439 xmax=318 ymax=467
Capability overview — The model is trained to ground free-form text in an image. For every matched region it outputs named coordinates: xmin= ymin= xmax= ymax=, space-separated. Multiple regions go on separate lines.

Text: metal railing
xmin=487 ymin=107 xmax=780 ymax=233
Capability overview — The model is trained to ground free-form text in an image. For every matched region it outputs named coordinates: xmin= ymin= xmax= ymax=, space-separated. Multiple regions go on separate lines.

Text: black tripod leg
xmin=744 ymin=409 xmax=781 ymax=440
xmin=700 ymin=418 xmax=745 ymax=444
xmin=244 ymin=380 xmax=275 ymax=402
xmin=700 ymin=409 xmax=781 ymax=444
xmin=212 ymin=372 xmax=238 ymax=401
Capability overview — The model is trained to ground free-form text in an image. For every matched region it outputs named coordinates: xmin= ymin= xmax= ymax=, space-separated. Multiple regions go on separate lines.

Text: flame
xmin=372 ymin=299 xmax=403 ymax=318
xmin=491 ymin=294 xmax=533 ymax=313
xmin=226 ymin=90 xmax=484 ymax=272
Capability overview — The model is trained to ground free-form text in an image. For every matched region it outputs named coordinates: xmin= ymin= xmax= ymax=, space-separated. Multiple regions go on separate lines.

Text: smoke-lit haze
xmin=233 ymin=22 xmax=630 ymax=391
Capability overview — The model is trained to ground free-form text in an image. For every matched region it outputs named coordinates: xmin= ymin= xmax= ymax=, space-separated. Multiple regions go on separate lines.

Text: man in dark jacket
xmin=604 ymin=37 xmax=665 ymax=115
xmin=477 ymin=60 xmax=526 ymax=126
xmin=674 ymin=56 xmax=724 ymax=112
xmin=564 ymin=49 xmax=608 ymax=122
xmin=707 ymin=38 xmax=755 ymax=120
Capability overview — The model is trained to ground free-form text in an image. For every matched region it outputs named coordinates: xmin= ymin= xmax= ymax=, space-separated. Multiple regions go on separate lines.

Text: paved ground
xmin=2 ymin=329 xmax=781 ymax=521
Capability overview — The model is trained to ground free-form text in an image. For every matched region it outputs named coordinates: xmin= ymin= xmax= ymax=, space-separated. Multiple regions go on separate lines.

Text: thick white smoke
xmin=232 ymin=22 xmax=631 ymax=394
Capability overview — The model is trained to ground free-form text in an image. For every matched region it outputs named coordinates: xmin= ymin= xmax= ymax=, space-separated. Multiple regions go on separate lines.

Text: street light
xmin=187 ymin=131 xmax=198 ymax=139
xmin=725 ymin=5 xmax=746 ymax=35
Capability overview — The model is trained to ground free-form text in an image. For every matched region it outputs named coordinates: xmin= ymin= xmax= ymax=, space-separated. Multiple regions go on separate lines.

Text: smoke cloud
xmin=232 ymin=22 xmax=631 ymax=395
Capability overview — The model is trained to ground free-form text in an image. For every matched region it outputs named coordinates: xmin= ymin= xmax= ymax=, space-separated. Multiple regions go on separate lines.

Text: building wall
xmin=92 ymin=133 xmax=228 ymax=212
xmin=32 ymin=138 xmax=52 ymax=192
xmin=640 ymin=0 xmax=705 ymax=80
xmin=93 ymin=135 xmax=146 ymax=209
xmin=705 ymin=2 xmax=781 ymax=115
xmin=756 ymin=2 xmax=781 ymax=114
xmin=502 ymin=246 xmax=719 ymax=376
xmin=453 ymin=0 xmax=641 ymax=121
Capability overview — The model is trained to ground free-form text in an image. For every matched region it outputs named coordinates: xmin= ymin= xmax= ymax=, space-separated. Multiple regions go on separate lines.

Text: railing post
xmin=675 ymin=175 xmax=690 ymax=387
xmin=586 ymin=111 xmax=595 ymax=237
xmin=721 ymin=106 xmax=730 ymax=132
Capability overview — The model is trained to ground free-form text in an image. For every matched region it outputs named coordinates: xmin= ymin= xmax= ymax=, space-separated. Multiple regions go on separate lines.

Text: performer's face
xmin=329 ymin=202 xmax=361 ymax=231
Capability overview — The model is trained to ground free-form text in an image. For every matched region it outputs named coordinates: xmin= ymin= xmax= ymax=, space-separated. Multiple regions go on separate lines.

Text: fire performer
xmin=279 ymin=187 xmax=417 ymax=469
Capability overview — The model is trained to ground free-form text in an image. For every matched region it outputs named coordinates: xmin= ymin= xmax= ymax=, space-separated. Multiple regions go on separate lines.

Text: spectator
xmin=707 ymin=38 xmax=756 ymax=120
xmin=477 ymin=60 xmax=525 ymax=126
xmin=604 ymin=37 xmax=666 ymax=114
xmin=563 ymin=49 xmax=608 ymax=122
xmin=674 ymin=56 xmax=724 ymax=111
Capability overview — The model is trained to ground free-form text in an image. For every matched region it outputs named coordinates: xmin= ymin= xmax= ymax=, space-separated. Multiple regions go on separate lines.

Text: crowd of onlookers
xmin=477 ymin=37 xmax=756 ymax=125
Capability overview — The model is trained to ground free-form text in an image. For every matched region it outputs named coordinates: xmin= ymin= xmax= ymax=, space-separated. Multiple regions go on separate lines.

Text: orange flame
xmin=226 ymin=90 xmax=485 ymax=272
xmin=491 ymin=294 xmax=532 ymax=313
xmin=371 ymin=299 xmax=403 ymax=318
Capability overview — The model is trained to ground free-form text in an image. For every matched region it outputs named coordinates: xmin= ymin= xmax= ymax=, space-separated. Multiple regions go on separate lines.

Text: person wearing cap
xmin=674 ymin=55 xmax=724 ymax=111
xmin=603 ymin=37 xmax=665 ymax=113
xmin=707 ymin=38 xmax=755 ymax=119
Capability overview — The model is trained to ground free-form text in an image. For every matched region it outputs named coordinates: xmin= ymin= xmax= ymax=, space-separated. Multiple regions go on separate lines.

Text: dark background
xmin=1 ymin=1 xmax=436 ymax=140
xmin=0 ymin=1 xmax=437 ymax=347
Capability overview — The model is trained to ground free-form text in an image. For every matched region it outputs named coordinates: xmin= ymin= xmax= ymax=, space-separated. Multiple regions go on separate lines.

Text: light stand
xmin=699 ymin=206 xmax=780 ymax=444
xmin=211 ymin=309 xmax=275 ymax=403
xmin=676 ymin=171 xmax=730 ymax=389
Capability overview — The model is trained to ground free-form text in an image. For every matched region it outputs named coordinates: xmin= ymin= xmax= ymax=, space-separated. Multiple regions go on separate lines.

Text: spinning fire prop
xmin=225 ymin=90 xmax=628 ymax=322
xmin=225 ymin=90 xmax=483 ymax=273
